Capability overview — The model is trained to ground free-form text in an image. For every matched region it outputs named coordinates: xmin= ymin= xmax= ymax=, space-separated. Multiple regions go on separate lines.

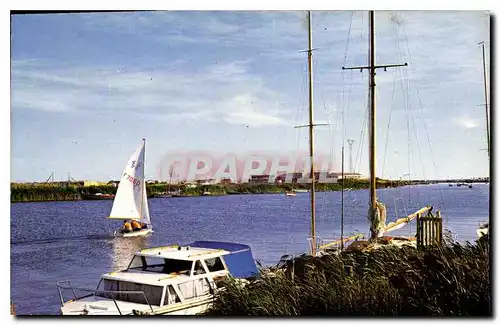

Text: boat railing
xmin=56 ymin=280 xmax=154 ymax=315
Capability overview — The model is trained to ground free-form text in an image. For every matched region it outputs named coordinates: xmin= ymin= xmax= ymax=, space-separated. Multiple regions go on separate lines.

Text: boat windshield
xmin=98 ymin=279 xmax=164 ymax=306
xmin=128 ymin=256 xmax=193 ymax=275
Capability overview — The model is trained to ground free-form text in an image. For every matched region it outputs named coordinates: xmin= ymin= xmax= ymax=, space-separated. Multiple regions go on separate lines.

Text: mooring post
xmin=436 ymin=211 xmax=442 ymax=244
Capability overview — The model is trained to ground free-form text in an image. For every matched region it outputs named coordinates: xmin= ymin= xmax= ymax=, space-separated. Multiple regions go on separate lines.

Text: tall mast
xmin=140 ymin=138 xmax=146 ymax=219
xmin=307 ymin=10 xmax=317 ymax=256
xmin=342 ymin=11 xmax=407 ymax=240
xmin=340 ymin=145 xmax=345 ymax=251
xmin=479 ymin=41 xmax=490 ymax=160
xmin=368 ymin=10 xmax=376 ymax=236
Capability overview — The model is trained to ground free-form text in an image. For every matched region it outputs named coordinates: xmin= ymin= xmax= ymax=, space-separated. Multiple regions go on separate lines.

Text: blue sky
xmin=10 ymin=10 xmax=490 ymax=182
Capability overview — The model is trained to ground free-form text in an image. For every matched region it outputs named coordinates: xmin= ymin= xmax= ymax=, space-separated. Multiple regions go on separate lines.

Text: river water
xmin=10 ymin=183 xmax=489 ymax=315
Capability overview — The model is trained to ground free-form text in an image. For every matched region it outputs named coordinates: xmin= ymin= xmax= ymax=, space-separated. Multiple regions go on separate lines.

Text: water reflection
xmin=110 ymin=236 xmax=150 ymax=271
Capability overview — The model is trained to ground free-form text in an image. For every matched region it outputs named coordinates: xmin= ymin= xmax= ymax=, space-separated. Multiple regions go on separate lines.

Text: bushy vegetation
xmin=206 ymin=237 xmax=490 ymax=316
xmin=11 ymin=179 xmax=408 ymax=203
xmin=10 ymin=183 xmax=81 ymax=202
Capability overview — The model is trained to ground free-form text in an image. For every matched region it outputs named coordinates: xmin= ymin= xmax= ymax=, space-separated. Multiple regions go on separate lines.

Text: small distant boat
xmin=110 ymin=139 xmax=153 ymax=238
xmin=468 ymin=184 xmax=473 ymax=189
xmin=448 ymin=184 xmax=453 ymax=187
xmin=294 ymin=189 xmax=309 ymax=193
xmin=81 ymin=193 xmax=115 ymax=200
xmin=285 ymin=191 xmax=296 ymax=197
xmin=153 ymin=193 xmax=172 ymax=198
xmin=202 ymin=191 xmax=211 ymax=196
xmin=477 ymin=221 xmax=488 ymax=238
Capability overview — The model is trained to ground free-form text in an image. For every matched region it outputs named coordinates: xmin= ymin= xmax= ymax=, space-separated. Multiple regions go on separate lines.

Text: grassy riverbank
xmin=205 ymin=236 xmax=490 ymax=316
xmin=10 ymin=179 xmax=408 ymax=203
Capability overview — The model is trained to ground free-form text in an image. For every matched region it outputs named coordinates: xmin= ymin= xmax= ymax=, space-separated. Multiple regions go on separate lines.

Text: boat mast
xmin=342 ymin=11 xmax=407 ymax=240
xmin=479 ymin=41 xmax=490 ymax=160
xmin=368 ymin=11 xmax=377 ymax=238
xmin=307 ymin=10 xmax=317 ymax=256
xmin=140 ymin=138 xmax=146 ymax=221
xmin=340 ymin=145 xmax=344 ymax=251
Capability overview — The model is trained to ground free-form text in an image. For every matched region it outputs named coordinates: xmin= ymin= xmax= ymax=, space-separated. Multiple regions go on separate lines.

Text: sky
xmin=10 ymin=10 xmax=490 ymax=182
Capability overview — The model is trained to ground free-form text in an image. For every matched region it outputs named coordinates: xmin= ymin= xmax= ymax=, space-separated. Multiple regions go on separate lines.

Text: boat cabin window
xmin=205 ymin=257 xmax=225 ymax=272
xmin=193 ymin=261 xmax=206 ymax=275
xmin=166 ymin=285 xmax=181 ymax=305
xmin=128 ymin=256 xmax=193 ymax=275
xmin=177 ymin=278 xmax=212 ymax=300
xmin=99 ymin=279 xmax=163 ymax=306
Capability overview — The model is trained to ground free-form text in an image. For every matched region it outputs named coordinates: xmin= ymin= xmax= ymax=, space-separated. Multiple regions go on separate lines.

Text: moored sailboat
xmin=110 ymin=139 xmax=153 ymax=237
xmin=316 ymin=11 xmax=437 ymax=254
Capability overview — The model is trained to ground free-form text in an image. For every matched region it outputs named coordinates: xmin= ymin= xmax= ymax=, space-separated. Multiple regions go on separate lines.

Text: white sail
xmin=109 ymin=141 xmax=148 ymax=222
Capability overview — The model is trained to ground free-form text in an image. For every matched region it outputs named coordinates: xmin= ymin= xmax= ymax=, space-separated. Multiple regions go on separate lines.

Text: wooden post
xmin=416 ymin=213 xmax=421 ymax=248
xmin=437 ymin=211 xmax=442 ymax=244
xmin=417 ymin=211 xmax=443 ymax=249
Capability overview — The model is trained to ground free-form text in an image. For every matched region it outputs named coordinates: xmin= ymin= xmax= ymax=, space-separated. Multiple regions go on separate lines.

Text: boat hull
xmin=81 ymin=194 xmax=115 ymax=200
xmin=114 ymin=228 xmax=153 ymax=238
xmin=477 ymin=227 xmax=488 ymax=238
xmin=60 ymin=295 xmax=212 ymax=315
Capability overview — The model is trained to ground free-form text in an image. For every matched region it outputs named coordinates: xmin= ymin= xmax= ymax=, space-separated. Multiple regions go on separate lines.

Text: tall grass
xmin=206 ymin=237 xmax=490 ymax=316
xmin=11 ymin=179 xmax=407 ymax=203
xmin=10 ymin=184 xmax=81 ymax=202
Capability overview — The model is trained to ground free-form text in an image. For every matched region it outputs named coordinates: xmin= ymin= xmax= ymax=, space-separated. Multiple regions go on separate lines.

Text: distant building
xmin=195 ymin=179 xmax=217 ymax=185
xmin=84 ymin=180 xmax=106 ymax=187
xmin=249 ymin=175 xmax=270 ymax=184
xmin=274 ymin=172 xmax=341 ymax=183
xmin=337 ymin=172 xmax=363 ymax=179
xmin=220 ymin=178 xmax=233 ymax=184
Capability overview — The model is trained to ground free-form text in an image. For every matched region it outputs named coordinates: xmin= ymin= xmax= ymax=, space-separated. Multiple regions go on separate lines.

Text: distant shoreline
xmin=10 ymin=180 xmax=488 ymax=203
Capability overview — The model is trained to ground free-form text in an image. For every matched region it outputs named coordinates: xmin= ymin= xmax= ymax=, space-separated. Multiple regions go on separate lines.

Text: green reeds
xmin=11 ymin=178 xmax=405 ymax=203
xmin=10 ymin=183 xmax=81 ymax=202
xmin=206 ymin=239 xmax=490 ymax=316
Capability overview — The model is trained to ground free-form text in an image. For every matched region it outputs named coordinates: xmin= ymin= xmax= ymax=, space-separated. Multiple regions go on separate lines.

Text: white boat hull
xmin=60 ymin=295 xmax=212 ymax=315
xmin=115 ymin=228 xmax=153 ymax=238
xmin=477 ymin=227 xmax=488 ymax=238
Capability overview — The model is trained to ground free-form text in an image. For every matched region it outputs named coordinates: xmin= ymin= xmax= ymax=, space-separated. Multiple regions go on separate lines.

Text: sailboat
xmin=312 ymin=11 xmax=437 ymax=254
xmin=300 ymin=11 xmax=364 ymax=256
xmin=110 ymin=139 xmax=153 ymax=237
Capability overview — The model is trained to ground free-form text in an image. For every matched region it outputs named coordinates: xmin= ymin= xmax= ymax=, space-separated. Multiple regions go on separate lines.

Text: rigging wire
xmin=393 ymin=18 xmax=431 ymax=207
xmin=399 ymin=15 xmax=446 ymax=216
xmin=381 ymin=68 xmax=399 ymax=179
xmin=325 ymin=11 xmax=355 ymax=239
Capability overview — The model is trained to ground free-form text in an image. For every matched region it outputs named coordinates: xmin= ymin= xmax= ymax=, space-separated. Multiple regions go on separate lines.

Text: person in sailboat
xmin=122 ymin=220 xmax=133 ymax=233
xmin=140 ymin=222 xmax=148 ymax=229
xmin=131 ymin=219 xmax=142 ymax=231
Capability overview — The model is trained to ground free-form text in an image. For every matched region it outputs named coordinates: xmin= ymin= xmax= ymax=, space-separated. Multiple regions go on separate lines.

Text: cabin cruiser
xmin=56 ymin=241 xmax=259 ymax=315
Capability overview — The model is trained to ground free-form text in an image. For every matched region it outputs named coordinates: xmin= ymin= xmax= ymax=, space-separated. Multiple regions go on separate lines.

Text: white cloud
xmin=222 ymin=94 xmax=288 ymax=126
xmin=11 ymin=59 xmax=290 ymax=127
xmin=454 ymin=116 xmax=480 ymax=129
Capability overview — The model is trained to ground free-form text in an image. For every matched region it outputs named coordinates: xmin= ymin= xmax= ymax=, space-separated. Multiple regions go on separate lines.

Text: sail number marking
xmin=123 ymin=173 xmax=140 ymax=187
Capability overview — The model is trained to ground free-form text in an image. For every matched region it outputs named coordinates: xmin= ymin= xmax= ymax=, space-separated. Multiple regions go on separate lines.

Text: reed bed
xmin=206 ymin=237 xmax=490 ymax=316
xmin=11 ymin=179 xmax=407 ymax=202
